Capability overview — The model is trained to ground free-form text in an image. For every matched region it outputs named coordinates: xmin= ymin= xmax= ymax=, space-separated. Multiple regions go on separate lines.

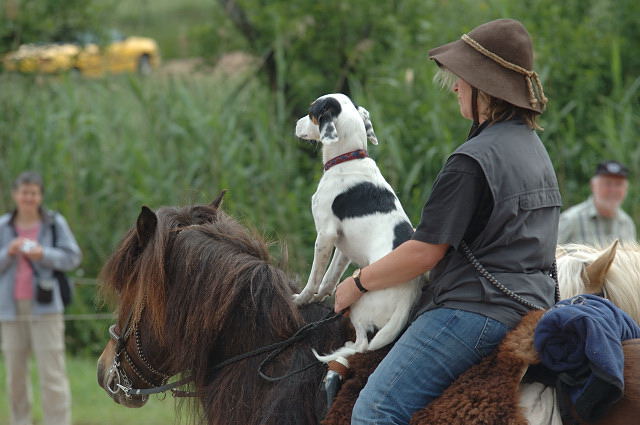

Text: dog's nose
xmin=295 ymin=119 xmax=309 ymax=138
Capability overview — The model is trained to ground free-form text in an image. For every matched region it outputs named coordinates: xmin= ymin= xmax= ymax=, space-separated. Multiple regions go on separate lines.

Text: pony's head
xmin=557 ymin=240 xmax=640 ymax=323
xmin=97 ymin=191 xmax=306 ymax=410
xmin=97 ymin=191 xmax=227 ymax=406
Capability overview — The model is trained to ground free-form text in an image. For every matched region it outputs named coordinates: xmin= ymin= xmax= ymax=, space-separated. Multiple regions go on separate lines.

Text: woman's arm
xmin=0 ymin=226 xmax=21 ymax=272
xmin=35 ymin=214 xmax=82 ymax=271
xmin=334 ymin=240 xmax=448 ymax=313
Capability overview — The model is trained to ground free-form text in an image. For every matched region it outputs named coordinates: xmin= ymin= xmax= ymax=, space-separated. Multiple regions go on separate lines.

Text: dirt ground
xmin=159 ymin=51 xmax=258 ymax=77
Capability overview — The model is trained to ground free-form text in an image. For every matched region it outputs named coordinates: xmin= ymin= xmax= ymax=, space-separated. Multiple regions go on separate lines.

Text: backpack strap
xmin=50 ymin=211 xmax=58 ymax=248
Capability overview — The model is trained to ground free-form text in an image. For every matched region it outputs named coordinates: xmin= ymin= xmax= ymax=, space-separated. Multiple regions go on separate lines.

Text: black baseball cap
xmin=594 ymin=160 xmax=629 ymax=178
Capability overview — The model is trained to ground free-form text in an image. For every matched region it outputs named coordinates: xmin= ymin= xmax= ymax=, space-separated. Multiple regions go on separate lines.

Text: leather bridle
xmin=105 ymin=310 xmax=192 ymax=398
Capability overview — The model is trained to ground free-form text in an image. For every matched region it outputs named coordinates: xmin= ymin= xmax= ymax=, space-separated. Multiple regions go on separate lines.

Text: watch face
xmin=352 ymin=269 xmax=360 ymax=278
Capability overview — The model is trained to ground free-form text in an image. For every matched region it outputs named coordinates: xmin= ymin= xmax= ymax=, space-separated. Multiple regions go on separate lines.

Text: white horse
xmin=556 ymin=241 xmax=640 ymax=322
xmin=521 ymin=240 xmax=640 ymax=425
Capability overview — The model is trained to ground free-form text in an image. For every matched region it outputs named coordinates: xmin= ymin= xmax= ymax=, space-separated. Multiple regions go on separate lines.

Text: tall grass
xmin=0 ymin=356 xmax=176 ymax=424
xmin=0 ymin=72 xmax=312 ymax=277
xmin=0 ymin=70 xmax=463 ymax=282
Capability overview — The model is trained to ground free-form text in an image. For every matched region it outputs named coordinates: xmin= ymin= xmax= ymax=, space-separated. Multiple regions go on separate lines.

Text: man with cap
xmin=333 ymin=19 xmax=560 ymax=424
xmin=558 ymin=160 xmax=636 ymax=246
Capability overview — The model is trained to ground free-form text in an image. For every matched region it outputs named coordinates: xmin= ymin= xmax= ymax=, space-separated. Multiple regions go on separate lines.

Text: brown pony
xmin=96 ymin=194 xmax=351 ymax=425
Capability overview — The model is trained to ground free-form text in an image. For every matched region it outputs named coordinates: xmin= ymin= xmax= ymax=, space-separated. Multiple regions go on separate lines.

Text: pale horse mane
xmin=556 ymin=242 xmax=640 ymax=323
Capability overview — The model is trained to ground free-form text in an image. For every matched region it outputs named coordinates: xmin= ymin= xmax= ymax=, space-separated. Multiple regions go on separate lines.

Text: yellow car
xmin=2 ymin=43 xmax=80 ymax=73
xmin=2 ymin=34 xmax=160 ymax=76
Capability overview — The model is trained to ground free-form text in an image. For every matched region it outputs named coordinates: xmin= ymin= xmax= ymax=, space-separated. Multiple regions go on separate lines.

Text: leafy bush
xmin=0 ymin=0 xmax=116 ymax=53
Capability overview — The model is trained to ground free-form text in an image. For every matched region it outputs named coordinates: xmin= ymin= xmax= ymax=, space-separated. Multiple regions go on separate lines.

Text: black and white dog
xmin=294 ymin=93 xmax=421 ymax=363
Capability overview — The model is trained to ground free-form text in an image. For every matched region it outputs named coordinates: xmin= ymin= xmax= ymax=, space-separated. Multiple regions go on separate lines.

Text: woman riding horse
xmin=333 ymin=19 xmax=559 ymax=424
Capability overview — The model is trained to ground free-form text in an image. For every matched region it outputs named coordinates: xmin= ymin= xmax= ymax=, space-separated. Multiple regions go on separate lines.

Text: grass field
xmin=0 ymin=356 xmax=177 ymax=424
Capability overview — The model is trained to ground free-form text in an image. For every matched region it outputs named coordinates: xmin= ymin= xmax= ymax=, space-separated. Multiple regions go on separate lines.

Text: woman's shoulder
xmin=0 ymin=213 xmax=11 ymax=226
xmin=39 ymin=209 xmax=69 ymax=227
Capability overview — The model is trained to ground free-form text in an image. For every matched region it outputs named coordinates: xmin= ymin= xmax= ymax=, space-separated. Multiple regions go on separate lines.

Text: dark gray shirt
xmin=412 ymin=154 xmax=493 ymax=249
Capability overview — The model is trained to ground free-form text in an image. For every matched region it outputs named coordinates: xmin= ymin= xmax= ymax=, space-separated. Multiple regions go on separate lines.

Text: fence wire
xmin=2 ymin=277 xmax=115 ymax=322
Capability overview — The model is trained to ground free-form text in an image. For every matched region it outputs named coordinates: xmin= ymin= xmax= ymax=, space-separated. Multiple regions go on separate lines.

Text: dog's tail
xmin=365 ymin=303 xmax=413 ymax=352
xmin=312 ymin=346 xmax=359 ymax=364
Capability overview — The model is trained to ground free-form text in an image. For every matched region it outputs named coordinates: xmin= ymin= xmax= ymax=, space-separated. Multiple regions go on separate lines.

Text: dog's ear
xmin=309 ymin=97 xmax=341 ymax=144
xmin=358 ymin=106 xmax=378 ymax=145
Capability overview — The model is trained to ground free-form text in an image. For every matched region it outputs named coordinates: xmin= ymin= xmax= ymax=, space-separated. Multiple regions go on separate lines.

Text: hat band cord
xmin=461 ymin=34 xmax=548 ymax=110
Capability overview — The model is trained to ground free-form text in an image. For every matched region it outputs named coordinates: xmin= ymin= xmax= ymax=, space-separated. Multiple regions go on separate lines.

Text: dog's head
xmin=295 ymin=93 xmax=378 ymax=147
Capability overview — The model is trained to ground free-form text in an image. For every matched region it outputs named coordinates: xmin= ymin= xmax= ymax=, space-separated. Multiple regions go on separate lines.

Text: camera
xmin=21 ymin=240 xmax=37 ymax=253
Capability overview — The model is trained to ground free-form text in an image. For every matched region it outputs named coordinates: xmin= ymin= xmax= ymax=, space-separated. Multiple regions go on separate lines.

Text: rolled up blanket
xmin=534 ymin=294 xmax=640 ymax=422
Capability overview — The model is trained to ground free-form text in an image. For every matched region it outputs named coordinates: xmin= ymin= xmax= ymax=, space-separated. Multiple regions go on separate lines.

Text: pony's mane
xmin=100 ymin=204 xmax=338 ymax=424
xmin=557 ymin=242 xmax=640 ymax=323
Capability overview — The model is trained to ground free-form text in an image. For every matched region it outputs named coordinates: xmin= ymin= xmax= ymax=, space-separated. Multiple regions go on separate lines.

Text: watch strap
xmin=353 ymin=274 xmax=368 ymax=293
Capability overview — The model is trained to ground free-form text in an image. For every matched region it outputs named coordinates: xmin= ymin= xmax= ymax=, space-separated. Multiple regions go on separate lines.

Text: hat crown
xmin=595 ymin=160 xmax=629 ymax=177
xmin=467 ymin=19 xmax=533 ymax=71
xmin=428 ymin=18 xmax=545 ymax=113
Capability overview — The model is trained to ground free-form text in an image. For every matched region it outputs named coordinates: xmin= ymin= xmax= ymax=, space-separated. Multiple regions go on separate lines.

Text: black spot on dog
xmin=322 ymin=123 xmax=337 ymax=140
xmin=332 ymin=182 xmax=397 ymax=220
xmin=310 ymin=97 xmax=342 ymax=142
xmin=309 ymin=97 xmax=342 ymax=122
xmin=393 ymin=221 xmax=414 ymax=249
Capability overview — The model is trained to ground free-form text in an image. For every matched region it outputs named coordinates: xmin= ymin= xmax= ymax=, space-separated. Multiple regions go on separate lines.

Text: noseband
xmin=106 ymin=311 xmax=192 ymax=398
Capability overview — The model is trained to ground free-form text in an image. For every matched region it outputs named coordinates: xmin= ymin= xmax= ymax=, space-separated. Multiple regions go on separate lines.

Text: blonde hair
xmin=433 ymin=67 xmax=457 ymax=91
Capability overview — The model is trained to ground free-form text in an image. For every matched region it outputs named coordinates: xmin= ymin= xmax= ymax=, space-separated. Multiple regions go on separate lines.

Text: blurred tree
xmin=0 ymin=0 xmax=116 ymax=52
xmin=213 ymin=0 xmax=439 ymax=113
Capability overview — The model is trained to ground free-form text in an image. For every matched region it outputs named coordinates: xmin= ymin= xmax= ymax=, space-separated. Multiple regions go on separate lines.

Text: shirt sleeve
xmin=412 ymin=154 xmax=491 ymax=249
xmin=557 ymin=210 xmax=576 ymax=245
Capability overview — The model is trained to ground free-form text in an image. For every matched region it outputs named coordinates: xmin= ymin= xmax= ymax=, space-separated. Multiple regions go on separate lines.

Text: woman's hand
xmin=7 ymin=238 xmax=25 ymax=256
xmin=332 ymin=241 xmax=449 ymax=314
xmin=334 ymin=277 xmax=363 ymax=314
xmin=24 ymin=243 xmax=44 ymax=261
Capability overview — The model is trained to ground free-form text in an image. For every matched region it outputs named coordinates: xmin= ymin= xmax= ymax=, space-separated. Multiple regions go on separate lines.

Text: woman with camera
xmin=0 ymin=171 xmax=81 ymax=425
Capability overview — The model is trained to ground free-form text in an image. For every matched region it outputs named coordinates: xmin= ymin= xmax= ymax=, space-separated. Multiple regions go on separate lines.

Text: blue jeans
xmin=351 ymin=307 xmax=509 ymax=425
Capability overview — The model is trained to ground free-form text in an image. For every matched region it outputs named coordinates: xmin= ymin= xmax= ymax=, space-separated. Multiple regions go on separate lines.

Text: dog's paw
xmin=292 ymin=292 xmax=312 ymax=305
xmin=311 ymin=293 xmax=330 ymax=303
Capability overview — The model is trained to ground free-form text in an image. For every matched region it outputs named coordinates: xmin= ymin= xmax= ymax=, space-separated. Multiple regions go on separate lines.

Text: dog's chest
xmin=313 ymin=168 xmax=398 ymax=219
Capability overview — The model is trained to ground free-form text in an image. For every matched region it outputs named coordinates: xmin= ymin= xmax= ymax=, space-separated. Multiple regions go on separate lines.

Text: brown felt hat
xmin=429 ymin=19 xmax=547 ymax=113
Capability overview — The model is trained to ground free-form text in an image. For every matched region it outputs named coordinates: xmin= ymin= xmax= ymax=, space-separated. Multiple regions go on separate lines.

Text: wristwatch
xmin=352 ymin=268 xmax=368 ymax=293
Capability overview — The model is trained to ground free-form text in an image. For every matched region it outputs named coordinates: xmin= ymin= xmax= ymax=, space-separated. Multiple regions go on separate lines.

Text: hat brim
xmin=428 ymin=39 xmax=543 ymax=113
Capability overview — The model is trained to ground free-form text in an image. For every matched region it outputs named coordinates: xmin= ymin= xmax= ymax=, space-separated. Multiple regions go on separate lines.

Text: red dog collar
xmin=324 ymin=149 xmax=368 ymax=171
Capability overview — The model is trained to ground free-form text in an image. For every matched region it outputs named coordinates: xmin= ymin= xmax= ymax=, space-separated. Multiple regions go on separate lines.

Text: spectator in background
xmin=0 ymin=171 xmax=82 ymax=425
xmin=558 ymin=160 xmax=636 ymax=246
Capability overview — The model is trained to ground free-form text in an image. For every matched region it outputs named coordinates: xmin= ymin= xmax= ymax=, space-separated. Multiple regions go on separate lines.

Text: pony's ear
xmin=309 ymin=97 xmax=341 ymax=145
xmin=358 ymin=106 xmax=378 ymax=145
xmin=583 ymin=239 xmax=618 ymax=291
xmin=136 ymin=206 xmax=157 ymax=249
xmin=210 ymin=190 xmax=227 ymax=209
